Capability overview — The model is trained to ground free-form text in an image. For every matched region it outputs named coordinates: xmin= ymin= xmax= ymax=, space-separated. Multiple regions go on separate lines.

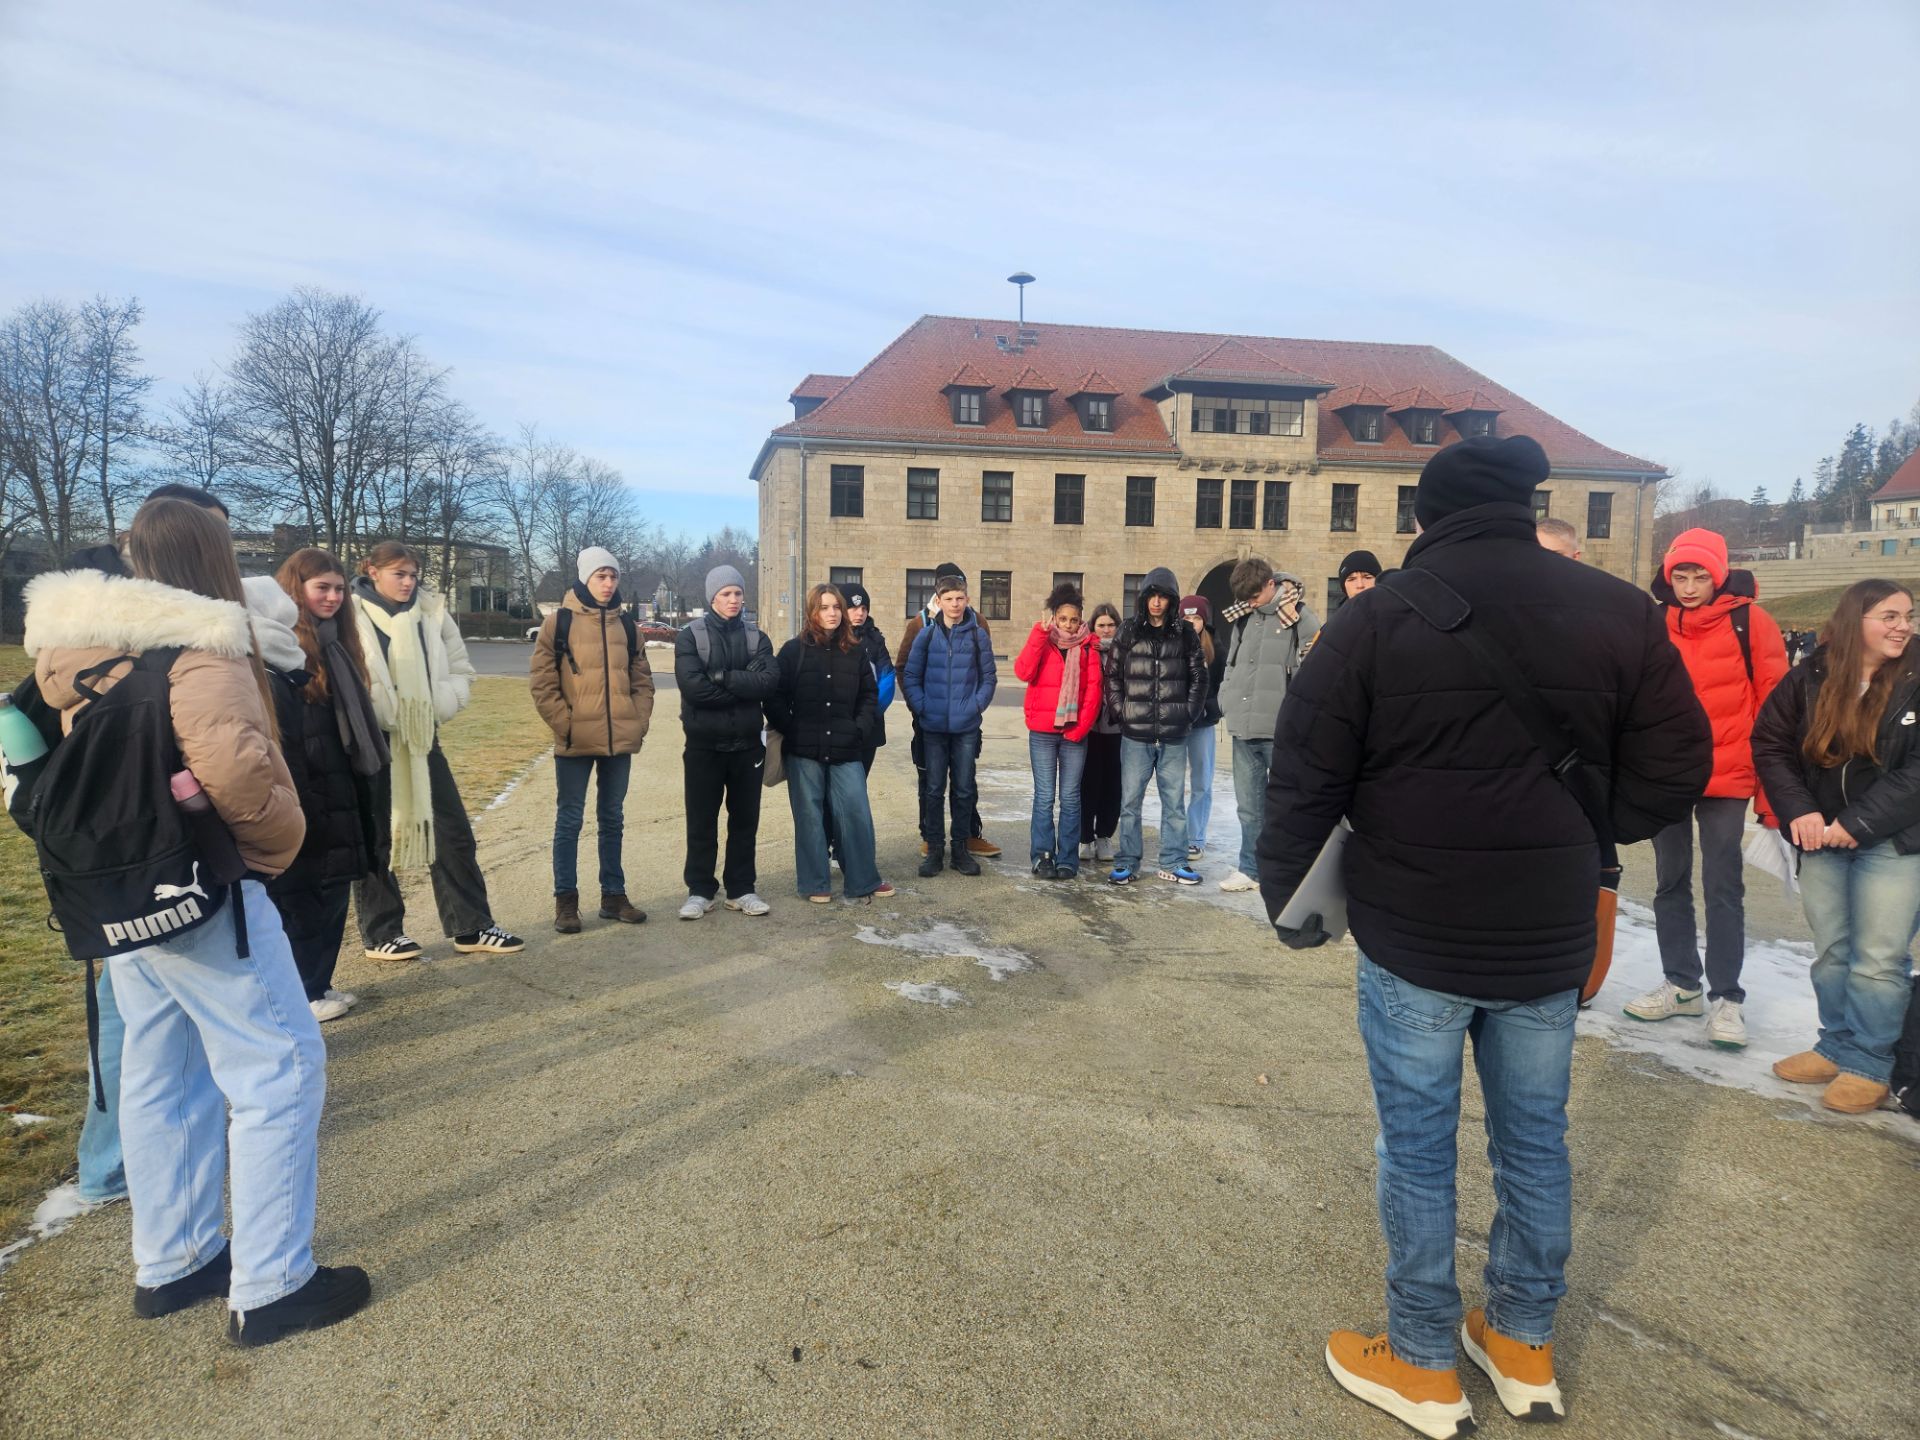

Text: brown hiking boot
xmin=554 ymin=891 xmax=582 ymax=934
xmin=599 ymin=891 xmax=647 ymax=924
xmin=966 ymin=834 xmax=1001 ymax=858
xmin=1772 ymin=1050 xmax=1839 ymax=1085
xmin=1462 ymin=1307 xmax=1564 ymax=1421
xmin=1324 ymin=1330 xmax=1474 ymax=1439
xmin=1822 ymin=1073 xmax=1889 ymax=1114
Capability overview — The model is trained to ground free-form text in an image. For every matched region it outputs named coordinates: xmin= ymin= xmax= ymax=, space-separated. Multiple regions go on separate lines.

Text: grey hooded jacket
xmin=1219 ymin=574 xmax=1319 ymax=742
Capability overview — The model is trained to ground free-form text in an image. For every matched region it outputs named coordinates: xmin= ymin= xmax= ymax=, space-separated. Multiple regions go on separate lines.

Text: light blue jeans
xmin=1185 ymin=723 xmax=1218 ymax=848
xmin=1356 ymin=954 xmax=1577 ymax=1370
xmin=1230 ymin=735 xmax=1273 ymax=880
xmin=1117 ymin=736 xmax=1190 ymax=873
xmin=1799 ymin=843 xmax=1920 ymax=1083
xmin=787 ymin=755 xmax=883 ymax=899
xmin=76 ymin=959 xmax=127 ymax=1202
xmin=109 ymin=881 xmax=326 ymax=1310
xmin=1028 ymin=731 xmax=1089 ymax=871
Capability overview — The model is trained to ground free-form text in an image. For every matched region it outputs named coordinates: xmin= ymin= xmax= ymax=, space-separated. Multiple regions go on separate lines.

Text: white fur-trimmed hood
xmin=23 ymin=570 xmax=255 ymax=659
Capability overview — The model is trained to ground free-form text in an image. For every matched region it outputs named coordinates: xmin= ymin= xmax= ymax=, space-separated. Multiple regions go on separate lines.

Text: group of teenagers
xmin=10 ymin=432 xmax=1918 ymax=1428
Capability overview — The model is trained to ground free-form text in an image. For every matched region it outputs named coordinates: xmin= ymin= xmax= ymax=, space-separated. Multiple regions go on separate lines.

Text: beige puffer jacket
xmin=24 ymin=569 xmax=306 ymax=876
xmin=529 ymin=589 xmax=655 ymax=757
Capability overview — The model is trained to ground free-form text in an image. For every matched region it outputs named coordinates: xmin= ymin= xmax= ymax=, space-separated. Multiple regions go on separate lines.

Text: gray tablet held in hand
xmin=1275 ymin=820 xmax=1351 ymax=941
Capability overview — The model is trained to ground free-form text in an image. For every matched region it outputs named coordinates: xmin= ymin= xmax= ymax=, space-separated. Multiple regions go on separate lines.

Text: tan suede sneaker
xmin=1772 ymin=1050 xmax=1839 ymax=1085
xmin=1324 ymin=1330 xmax=1474 ymax=1439
xmin=1822 ymin=1073 xmax=1890 ymax=1114
xmin=1462 ymin=1307 xmax=1565 ymax=1421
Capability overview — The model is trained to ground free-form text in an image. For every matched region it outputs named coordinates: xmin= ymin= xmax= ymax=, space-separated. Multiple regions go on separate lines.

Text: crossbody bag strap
xmin=1379 ymin=570 xmax=1618 ymax=870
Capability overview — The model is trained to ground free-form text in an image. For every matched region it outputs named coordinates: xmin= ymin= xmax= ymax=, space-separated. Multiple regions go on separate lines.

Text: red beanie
xmin=1662 ymin=528 xmax=1729 ymax=588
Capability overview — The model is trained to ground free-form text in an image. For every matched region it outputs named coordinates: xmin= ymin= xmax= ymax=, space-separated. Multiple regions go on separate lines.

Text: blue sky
xmin=2 ymin=0 xmax=1915 ymax=536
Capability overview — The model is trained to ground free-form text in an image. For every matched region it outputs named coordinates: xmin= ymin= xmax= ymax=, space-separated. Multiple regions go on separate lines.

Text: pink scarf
xmin=1049 ymin=622 xmax=1094 ymax=728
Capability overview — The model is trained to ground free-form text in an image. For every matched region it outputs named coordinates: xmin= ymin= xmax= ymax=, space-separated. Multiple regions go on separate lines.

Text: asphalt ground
xmin=3 ymin=705 xmax=1916 ymax=1439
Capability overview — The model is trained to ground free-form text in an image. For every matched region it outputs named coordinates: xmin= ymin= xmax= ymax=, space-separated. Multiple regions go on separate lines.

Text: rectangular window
xmin=1331 ymin=483 xmax=1359 ymax=533
xmin=1017 ymin=393 xmax=1046 ymax=428
xmin=1195 ymin=478 xmax=1224 ymax=529
xmin=1262 ymin=480 xmax=1291 ymax=530
xmin=952 ymin=390 xmax=983 ymax=425
xmin=1192 ymin=395 xmax=1306 ymax=437
xmin=1053 ymin=473 xmax=1085 ymax=525
xmin=907 ymin=467 xmax=940 ymax=520
xmin=1123 ymin=573 xmax=1145 ymax=613
xmin=1126 ymin=475 xmax=1156 ymax=527
xmin=829 ymin=566 xmax=863 ymax=592
xmin=1462 ymin=413 xmax=1495 ymax=438
xmin=1531 ymin=488 xmax=1551 ymax=521
xmin=1229 ymin=478 xmax=1257 ymax=529
xmin=1052 ymin=571 xmax=1083 ymax=597
xmin=1080 ymin=396 xmax=1112 ymax=432
xmin=1405 ymin=411 xmax=1439 ymax=445
xmin=981 ymin=471 xmax=1013 ymax=523
xmin=829 ymin=464 xmax=864 ymax=518
xmin=979 ymin=570 xmax=1012 ymax=621
xmin=1396 ymin=486 xmax=1418 ymax=534
xmin=1348 ymin=408 xmax=1383 ymax=443
xmin=905 ymin=569 xmax=935 ymax=618
xmin=1587 ymin=492 xmax=1613 ymax=540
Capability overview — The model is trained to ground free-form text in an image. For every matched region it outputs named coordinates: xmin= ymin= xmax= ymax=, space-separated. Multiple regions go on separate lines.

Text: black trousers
xmin=355 ymin=745 xmax=493 ymax=944
xmin=274 ymin=880 xmax=352 ymax=1000
xmin=684 ymin=745 xmax=765 ymax=900
xmin=1080 ymin=730 xmax=1122 ymax=842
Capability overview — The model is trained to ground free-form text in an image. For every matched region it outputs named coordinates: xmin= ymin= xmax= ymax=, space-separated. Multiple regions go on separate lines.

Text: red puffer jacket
xmin=1014 ymin=623 xmax=1103 ymax=742
xmin=1658 ymin=577 xmax=1789 ymax=803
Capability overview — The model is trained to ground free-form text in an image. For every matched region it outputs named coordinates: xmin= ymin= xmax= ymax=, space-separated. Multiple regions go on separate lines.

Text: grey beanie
xmin=706 ymin=564 xmax=746 ymax=604
xmin=577 ymin=546 xmax=619 ymax=584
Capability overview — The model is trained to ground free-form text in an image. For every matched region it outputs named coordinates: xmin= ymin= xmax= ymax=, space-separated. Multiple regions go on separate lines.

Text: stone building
xmin=752 ymin=316 xmax=1667 ymax=643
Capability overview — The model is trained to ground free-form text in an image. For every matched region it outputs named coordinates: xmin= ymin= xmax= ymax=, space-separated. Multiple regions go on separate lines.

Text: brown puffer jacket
xmin=529 ymin=587 xmax=656 ymax=757
xmin=25 ymin=569 xmax=306 ymax=875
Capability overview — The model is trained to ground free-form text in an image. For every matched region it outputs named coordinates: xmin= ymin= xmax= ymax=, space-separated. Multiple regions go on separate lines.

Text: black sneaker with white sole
xmin=363 ymin=935 xmax=423 ymax=962
xmin=134 ymin=1246 xmax=230 ymax=1318
xmin=453 ymin=924 xmax=525 ymax=955
xmin=228 ymin=1265 xmax=372 ymax=1348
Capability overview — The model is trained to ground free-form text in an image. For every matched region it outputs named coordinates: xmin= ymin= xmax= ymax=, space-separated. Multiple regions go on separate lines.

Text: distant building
xmin=1802 ymin=449 xmax=1920 ymax=561
xmin=753 ymin=316 xmax=1666 ymax=640
xmin=237 ymin=525 xmax=514 ymax=614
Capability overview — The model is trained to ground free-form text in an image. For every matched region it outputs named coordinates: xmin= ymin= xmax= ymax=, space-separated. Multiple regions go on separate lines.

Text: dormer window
xmin=1016 ymin=392 xmax=1047 ymax=428
xmin=1460 ymin=412 xmax=1496 ymax=439
xmin=950 ymin=388 xmax=985 ymax=425
xmin=1346 ymin=407 xmax=1386 ymax=443
xmin=1079 ymin=396 xmax=1112 ymax=431
xmin=1405 ymin=410 xmax=1440 ymax=445
xmin=1192 ymin=395 xmax=1304 ymax=437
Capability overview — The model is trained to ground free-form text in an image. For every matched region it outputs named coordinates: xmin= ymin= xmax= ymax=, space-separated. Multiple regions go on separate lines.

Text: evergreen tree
xmin=1782 ymin=476 xmax=1809 ymax=549
xmin=1812 ymin=456 xmax=1838 ymax=522
xmin=1746 ymin=484 xmax=1772 ymax=545
xmin=1834 ymin=423 xmax=1876 ymax=525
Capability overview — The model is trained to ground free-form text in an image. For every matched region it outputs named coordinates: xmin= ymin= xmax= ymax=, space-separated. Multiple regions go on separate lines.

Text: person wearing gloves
xmin=1103 ymin=566 xmax=1207 ymax=887
xmin=1014 ymin=581 xmax=1103 ymax=879
xmin=25 ymin=497 xmax=371 ymax=1347
xmin=247 ymin=555 xmax=383 ymax=1023
xmin=1623 ymin=528 xmax=1790 ymax=1047
xmin=672 ymin=563 xmax=776 ymax=920
xmin=530 ymin=547 xmax=656 ymax=933
xmin=353 ymin=541 xmax=523 ymax=961
xmin=1754 ymin=580 xmax=1919 ymax=1114
xmin=903 ymin=568 xmax=998 ymax=877
xmin=1338 ymin=550 xmax=1382 ymax=603
xmin=1178 ymin=595 xmax=1227 ymax=860
xmin=1216 ymin=558 xmax=1318 ymax=893
xmin=1256 ymin=435 xmax=1709 ymax=1435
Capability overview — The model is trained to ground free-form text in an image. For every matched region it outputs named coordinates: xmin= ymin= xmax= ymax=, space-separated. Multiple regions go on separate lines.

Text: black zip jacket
xmin=674 ymin=615 xmax=778 ymax=752
xmin=1104 ymin=568 xmax=1207 ymax=743
xmin=1752 ymin=647 xmax=1920 ymax=854
xmin=767 ymin=635 xmax=878 ymax=765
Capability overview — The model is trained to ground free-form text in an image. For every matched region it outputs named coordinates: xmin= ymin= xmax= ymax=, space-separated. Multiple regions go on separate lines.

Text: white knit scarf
xmin=358 ymin=598 xmax=437 ymax=870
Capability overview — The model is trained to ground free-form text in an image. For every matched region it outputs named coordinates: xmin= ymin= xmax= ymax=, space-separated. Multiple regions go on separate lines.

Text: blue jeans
xmin=108 ymin=881 xmax=326 ymax=1310
xmin=1799 ymin=843 xmax=1920 ymax=1083
xmin=1028 ymin=731 xmax=1089 ymax=870
xmin=788 ymin=755 xmax=883 ymax=898
xmin=1231 ymin=735 xmax=1273 ymax=879
xmin=1117 ymin=736 xmax=1190 ymax=872
xmin=920 ymin=727 xmax=982 ymax=850
xmin=1356 ymin=954 xmax=1577 ymax=1370
xmin=552 ymin=753 xmax=632 ymax=895
xmin=1186 ymin=724 xmax=1217 ymax=847
xmin=77 ymin=960 xmax=127 ymax=1202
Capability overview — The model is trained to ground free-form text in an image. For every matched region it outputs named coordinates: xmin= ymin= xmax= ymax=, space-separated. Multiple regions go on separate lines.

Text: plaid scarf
xmin=1049 ymin=621 xmax=1094 ymax=728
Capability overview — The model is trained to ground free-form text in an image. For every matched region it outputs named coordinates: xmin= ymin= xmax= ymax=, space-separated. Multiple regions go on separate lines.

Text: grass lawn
xmin=0 ymin=652 xmax=550 ymax=1241
xmin=1763 ymin=581 xmax=1920 ymax=631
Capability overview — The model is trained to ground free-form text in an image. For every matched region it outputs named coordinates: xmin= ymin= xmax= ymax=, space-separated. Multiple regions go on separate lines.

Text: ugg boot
xmin=599 ymin=891 xmax=647 ymax=924
xmin=554 ymin=891 xmax=582 ymax=934
xmin=1772 ymin=1050 xmax=1838 ymax=1085
xmin=1822 ymin=1073 xmax=1889 ymax=1114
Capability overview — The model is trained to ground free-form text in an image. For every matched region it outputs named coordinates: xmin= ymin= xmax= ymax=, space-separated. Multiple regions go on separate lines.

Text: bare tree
xmin=0 ymin=299 xmax=100 ymax=562
xmin=226 ymin=288 xmax=400 ymax=553
xmin=79 ymin=295 xmax=152 ymax=539
xmin=154 ymin=372 xmax=246 ymax=500
xmin=363 ymin=335 xmax=448 ymax=542
xmin=419 ymin=399 xmax=499 ymax=596
xmin=490 ymin=423 xmax=576 ymax=606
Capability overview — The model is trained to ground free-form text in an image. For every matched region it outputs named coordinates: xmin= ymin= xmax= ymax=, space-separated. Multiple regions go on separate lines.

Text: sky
xmin=2 ymin=0 xmax=1915 ymax=537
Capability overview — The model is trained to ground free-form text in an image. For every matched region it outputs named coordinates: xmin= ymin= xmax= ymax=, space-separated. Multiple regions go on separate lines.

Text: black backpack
xmin=3 ymin=673 xmax=65 ymax=836
xmin=553 ymin=606 xmax=638 ymax=675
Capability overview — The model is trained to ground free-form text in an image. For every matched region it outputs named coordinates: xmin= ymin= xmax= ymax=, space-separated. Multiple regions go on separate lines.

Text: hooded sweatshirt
xmin=1103 ymin=567 xmax=1207 ymax=743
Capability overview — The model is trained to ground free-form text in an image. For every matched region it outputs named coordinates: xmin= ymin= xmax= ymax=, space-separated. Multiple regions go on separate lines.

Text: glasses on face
xmin=1870 ymin=609 xmax=1915 ymax=630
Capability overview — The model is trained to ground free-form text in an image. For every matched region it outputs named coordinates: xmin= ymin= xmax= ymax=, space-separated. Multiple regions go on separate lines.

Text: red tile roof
xmin=1002 ymin=365 xmax=1056 ymax=393
xmin=942 ymin=363 xmax=994 ymax=391
xmin=1323 ymin=383 xmax=1393 ymax=410
xmin=1066 ymin=369 xmax=1120 ymax=398
xmin=769 ymin=316 xmax=1661 ymax=473
xmin=1444 ymin=388 xmax=1503 ymax=415
xmin=1163 ymin=336 xmax=1333 ymax=391
xmin=1386 ymin=386 xmax=1451 ymax=413
xmin=1876 ymin=449 xmax=1920 ymax=502
xmin=788 ymin=373 xmax=850 ymax=402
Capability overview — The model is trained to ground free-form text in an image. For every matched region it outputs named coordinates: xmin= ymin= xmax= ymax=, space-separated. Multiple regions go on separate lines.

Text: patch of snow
xmin=0 ymin=1183 xmax=105 ymax=1277
xmin=483 ymin=749 xmax=552 ymax=813
xmin=854 ymin=921 xmax=1034 ymax=982
xmin=884 ymin=981 xmax=968 ymax=1008
xmin=1712 ymin=1423 xmax=1770 ymax=1440
xmin=9 ymin=1112 xmax=52 ymax=1127
xmin=1594 ymin=1308 xmax=1666 ymax=1349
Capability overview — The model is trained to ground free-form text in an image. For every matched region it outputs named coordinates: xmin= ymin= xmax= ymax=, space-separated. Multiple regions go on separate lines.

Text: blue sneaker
xmin=1157 ymin=866 xmax=1202 ymax=886
xmin=1107 ymin=866 xmax=1134 ymax=886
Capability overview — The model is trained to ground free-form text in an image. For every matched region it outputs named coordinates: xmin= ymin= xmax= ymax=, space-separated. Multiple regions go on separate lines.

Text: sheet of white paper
xmin=1277 ymin=820 xmax=1351 ymax=939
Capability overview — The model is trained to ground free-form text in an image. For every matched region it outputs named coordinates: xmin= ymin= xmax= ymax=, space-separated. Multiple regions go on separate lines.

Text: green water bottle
xmin=0 ymin=693 xmax=49 ymax=766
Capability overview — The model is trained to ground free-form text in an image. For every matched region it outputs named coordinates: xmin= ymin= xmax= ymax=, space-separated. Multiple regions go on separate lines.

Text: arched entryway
xmin=1196 ymin=561 xmax=1237 ymax=635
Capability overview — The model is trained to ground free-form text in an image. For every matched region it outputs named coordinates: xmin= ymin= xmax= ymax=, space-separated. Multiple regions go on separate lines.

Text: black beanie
xmin=933 ymin=559 xmax=964 ymax=582
xmin=1338 ymin=550 xmax=1382 ymax=583
xmin=840 ymin=583 xmax=871 ymax=611
xmin=1413 ymin=435 xmax=1551 ymax=528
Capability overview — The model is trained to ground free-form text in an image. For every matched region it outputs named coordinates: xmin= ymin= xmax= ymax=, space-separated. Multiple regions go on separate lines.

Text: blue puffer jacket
xmin=903 ymin=607 xmax=997 ymax=734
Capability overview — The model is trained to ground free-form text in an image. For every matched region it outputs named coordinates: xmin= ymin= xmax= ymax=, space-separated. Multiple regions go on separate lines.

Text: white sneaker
xmin=1079 ymin=842 xmax=1095 ymax=862
xmin=678 ymin=894 xmax=717 ymax=921
xmin=1218 ymin=869 xmax=1258 ymax=893
xmin=1707 ymin=998 xmax=1748 ymax=1050
xmin=1095 ymin=838 xmax=1116 ymax=863
xmin=309 ymin=996 xmax=351 ymax=1023
xmin=1623 ymin=981 xmax=1703 ymax=1021
xmin=324 ymin=988 xmax=359 ymax=1007
xmin=725 ymin=893 xmax=771 ymax=917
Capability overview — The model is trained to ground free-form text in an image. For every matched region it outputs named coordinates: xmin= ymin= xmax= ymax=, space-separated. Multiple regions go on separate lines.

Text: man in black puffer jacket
xmin=1103 ymin=566 xmax=1207 ymax=887
xmin=1258 ymin=435 xmax=1709 ymax=1433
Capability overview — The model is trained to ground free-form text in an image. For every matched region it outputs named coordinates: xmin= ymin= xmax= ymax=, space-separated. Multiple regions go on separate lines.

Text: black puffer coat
xmin=1257 ymin=504 xmax=1711 ymax=1001
xmin=768 ymin=634 xmax=878 ymax=765
xmin=851 ymin=619 xmax=893 ymax=749
xmin=1752 ymin=647 xmax=1920 ymax=854
xmin=265 ymin=666 xmax=375 ymax=911
xmin=1104 ymin=567 xmax=1207 ymax=743
xmin=674 ymin=615 xmax=778 ymax=752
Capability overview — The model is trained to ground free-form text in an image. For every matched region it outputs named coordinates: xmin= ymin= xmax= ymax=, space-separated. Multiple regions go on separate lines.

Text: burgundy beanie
xmin=1179 ymin=594 xmax=1213 ymax=625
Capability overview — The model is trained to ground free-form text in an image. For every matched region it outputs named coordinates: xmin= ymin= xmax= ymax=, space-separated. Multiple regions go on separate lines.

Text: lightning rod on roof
xmin=1007 ymin=272 xmax=1035 ymax=326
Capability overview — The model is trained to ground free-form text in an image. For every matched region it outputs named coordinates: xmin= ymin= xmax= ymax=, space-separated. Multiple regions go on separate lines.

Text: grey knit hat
xmin=705 ymin=564 xmax=746 ymax=604
xmin=577 ymin=546 xmax=619 ymax=584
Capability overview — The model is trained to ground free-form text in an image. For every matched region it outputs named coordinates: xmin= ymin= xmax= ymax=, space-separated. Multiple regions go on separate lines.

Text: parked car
xmin=524 ymin=618 xmax=679 ymax=643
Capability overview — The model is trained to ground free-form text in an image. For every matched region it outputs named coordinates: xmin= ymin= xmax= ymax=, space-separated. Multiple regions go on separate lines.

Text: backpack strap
xmin=1731 ymin=606 xmax=1754 ymax=684
xmin=688 ymin=616 xmax=711 ymax=670
xmin=553 ymin=609 xmax=578 ymax=674
xmin=621 ymin=612 xmax=638 ymax=659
